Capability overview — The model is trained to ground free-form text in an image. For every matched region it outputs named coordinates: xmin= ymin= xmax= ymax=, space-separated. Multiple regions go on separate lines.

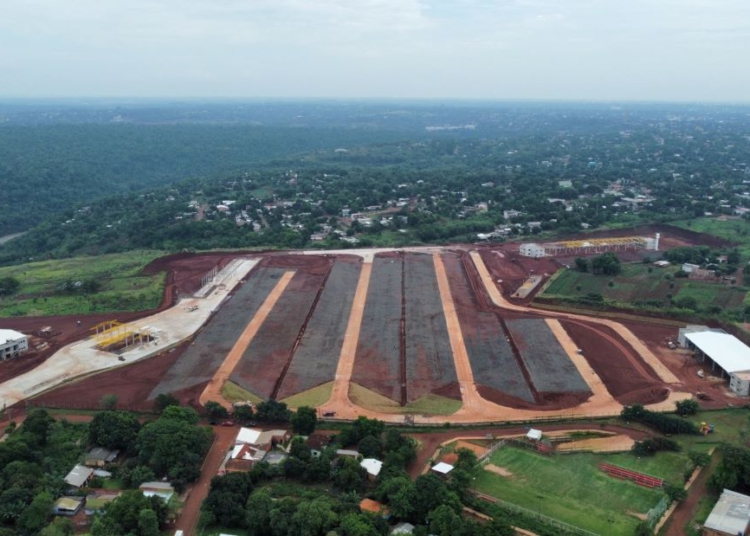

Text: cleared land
xmin=351 ymin=253 xmax=404 ymax=402
xmin=230 ymin=264 xmax=328 ymax=400
xmin=541 ymin=263 xmax=746 ymax=311
xmin=0 ymin=250 xmax=166 ymax=317
xmin=149 ymin=266 xmax=287 ymax=398
xmin=505 ymin=318 xmax=590 ymax=394
xmin=442 ymin=252 xmax=534 ymax=404
xmin=404 ymin=252 xmax=458 ymax=401
xmin=276 ymin=259 xmax=362 ymax=399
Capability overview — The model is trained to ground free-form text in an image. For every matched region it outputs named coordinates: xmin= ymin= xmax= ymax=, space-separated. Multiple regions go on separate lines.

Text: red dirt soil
xmin=0 ymin=252 xmax=247 ymax=385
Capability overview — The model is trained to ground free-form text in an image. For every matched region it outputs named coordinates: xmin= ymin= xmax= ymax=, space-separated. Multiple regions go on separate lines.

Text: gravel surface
xmin=149 ymin=266 xmax=285 ymax=398
xmin=277 ymin=260 xmax=362 ymax=399
xmin=404 ymin=253 xmax=457 ymax=401
xmin=506 ymin=318 xmax=590 ymax=394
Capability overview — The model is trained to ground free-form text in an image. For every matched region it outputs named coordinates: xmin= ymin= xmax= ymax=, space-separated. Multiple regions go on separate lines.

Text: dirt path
xmin=318 ymin=263 xmax=373 ymax=415
xmin=470 ymin=251 xmax=681 ymax=385
xmin=199 ymin=271 xmax=295 ymax=409
xmin=545 ymin=319 xmax=618 ymax=406
xmin=173 ymin=425 xmax=237 ymax=535
xmin=663 ymin=452 xmax=720 ymax=535
xmin=556 ymin=434 xmax=635 ymax=453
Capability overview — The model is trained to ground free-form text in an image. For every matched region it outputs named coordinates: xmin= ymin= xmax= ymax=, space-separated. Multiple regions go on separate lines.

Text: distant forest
xmin=2 ymin=100 xmax=750 ymax=265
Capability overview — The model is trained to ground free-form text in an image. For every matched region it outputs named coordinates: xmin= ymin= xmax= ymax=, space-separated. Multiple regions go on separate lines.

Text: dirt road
xmin=663 ymin=452 xmax=719 ymax=535
xmin=470 ymin=251 xmax=682 ymax=386
xmin=173 ymin=425 xmax=237 ymax=535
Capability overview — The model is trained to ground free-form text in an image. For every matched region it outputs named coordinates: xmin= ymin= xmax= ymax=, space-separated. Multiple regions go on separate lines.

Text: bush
xmin=621 ymin=404 xmax=699 ymax=435
xmin=632 ymin=437 xmax=680 ymax=456
xmin=675 ymin=399 xmax=699 ymax=416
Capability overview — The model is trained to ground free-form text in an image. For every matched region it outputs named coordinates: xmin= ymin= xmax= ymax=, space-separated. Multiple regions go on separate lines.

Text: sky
xmin=1 ymin=0 xmax=749 ymax=101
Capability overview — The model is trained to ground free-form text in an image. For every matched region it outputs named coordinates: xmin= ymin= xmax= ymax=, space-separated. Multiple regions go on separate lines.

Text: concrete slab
xmin=0 ymin=258 xmax=258 ymax=408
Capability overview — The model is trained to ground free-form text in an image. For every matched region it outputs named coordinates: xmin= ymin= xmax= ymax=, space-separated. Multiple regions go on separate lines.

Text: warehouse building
xmin=0 ymin=329 xmax=28 ymax=360
xmin=680 ymin=327 xmax=750 ymax=396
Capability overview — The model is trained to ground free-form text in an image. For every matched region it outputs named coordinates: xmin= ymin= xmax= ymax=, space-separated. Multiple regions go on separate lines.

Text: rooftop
xmin=360 ymin=458 xmax=383 ymax=477
xmin=64 ymin=464 xmax=94 ymax=488
xmin=0 ymin=329 xmax=25 ymax=344
xmin=685 ymin=331 xmax=750 ymax=373
xmin=431 ymin=462 xmax=455 ymax=475
xmin=704 ymin=489 xmax=750 ymax=535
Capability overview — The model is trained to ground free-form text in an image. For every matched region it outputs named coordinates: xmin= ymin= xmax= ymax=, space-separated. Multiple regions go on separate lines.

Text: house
xmin=519 ymin=243 xmax=546 ymax=258
xmin=53 ymin=496 xmax=85 ymax=516
xmin=336 ymin=449 xmax=362 ymax=459
xmin=360 ymin=458 xmax=383 ymax=480
xmin=235 ymin=427 xmax=290 ymax=448
xmin=391 ymin=522 xmax=415 ymax=534
xmin=64 ymin=464 xmax=94 ymax=489
xmin=0 ymin=329 xmax=28 ymax=360
xmin=85 ymin=447 xmax=119 ymax=467
xmin=527 ymin=428 xmax=543 ymax=441
xmin=225 ymin=427 xmax=291 ymax=472
xmin=359 ymin=498 xmax=390 ymax=519
xmin=431 ymin=462 xmax=454 ymax=478
xmin=682 ymin=263 xmax=700 ymax=273
xmin=654 ymin=260 xmax=671 ymax=268
xmin=703 ymin=489 xmax=750 ymax=536
xmin=139 ymin=482 xmax=175 ymax=502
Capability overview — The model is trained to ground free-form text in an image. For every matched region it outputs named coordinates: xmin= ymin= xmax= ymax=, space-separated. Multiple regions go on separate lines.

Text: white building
xmin=519 ymin=243 xmax=546 ymax=258
xmin=704 ymin=489 xmax=750 ymax=536
xmin=680 ymin=327 xmax=750 ymax=396
xmin=0 ymin=329 xmax=28 ymax=360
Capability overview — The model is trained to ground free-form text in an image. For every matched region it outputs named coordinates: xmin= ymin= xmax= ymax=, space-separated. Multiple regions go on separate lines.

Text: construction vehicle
xmin=699 ymin=422 xmax=715 ymax=436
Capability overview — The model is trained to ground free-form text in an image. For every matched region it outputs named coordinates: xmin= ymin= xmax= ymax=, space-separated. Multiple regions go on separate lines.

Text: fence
xmin=647 ymin=495 xmax=671 ymax=529
xmin=469 ymin=490 xmax=599 ymax=536
xmin=599 ymin=462 xmax=664 ymax=488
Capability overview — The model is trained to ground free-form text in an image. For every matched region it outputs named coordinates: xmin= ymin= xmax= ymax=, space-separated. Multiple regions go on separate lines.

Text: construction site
xmin=1 ymin=224 xmax=741 ymax=423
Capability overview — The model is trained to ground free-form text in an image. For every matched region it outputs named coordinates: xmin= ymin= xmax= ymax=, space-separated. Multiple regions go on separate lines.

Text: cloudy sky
xmin=2 ymin=0 xmax=749 ymax=101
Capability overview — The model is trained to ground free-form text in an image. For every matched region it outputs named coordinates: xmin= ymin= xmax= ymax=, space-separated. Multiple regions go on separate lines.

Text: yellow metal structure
xmin=92 ymin=320 xmax=150 ymax=351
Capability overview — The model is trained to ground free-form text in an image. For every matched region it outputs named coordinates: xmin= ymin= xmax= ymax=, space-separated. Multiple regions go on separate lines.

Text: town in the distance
xmin=3 ymin=100 xmax=750 ymax=536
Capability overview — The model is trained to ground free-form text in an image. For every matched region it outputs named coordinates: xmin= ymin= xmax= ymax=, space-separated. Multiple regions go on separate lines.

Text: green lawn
xmin=672 ymin=218 xmax=750 ymax=256
xmin=602 ymin=451 xmax=689 ymax=484
xmin=473 ymin=447 xmax=666 ymax=536
xmin=540 ymin=263 xmax=747 ymax=313
xmin=0 ymin=250 xmax=166 ymax=317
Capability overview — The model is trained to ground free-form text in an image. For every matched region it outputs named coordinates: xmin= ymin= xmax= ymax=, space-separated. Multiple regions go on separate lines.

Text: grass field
xmin=540 ymin=263 xmax=747 ymax=312
xmin=474 ymin=447 xmax=665 ymax=535
xmin=280 ymin=382 xmax=333 ymax=408
xmin=349 ymin=383 xmax=462 ymax=415
xmin=0 ymin=250 xmax=166 ymax=317
xmin=221 ymin=381 xmax=264 ymax=406
xmin=673 ymin=217 xmax=750 ymax=256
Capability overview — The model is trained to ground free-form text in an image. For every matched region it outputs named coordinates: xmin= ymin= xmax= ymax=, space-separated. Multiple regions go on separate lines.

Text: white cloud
xmin=0 ymin=0 xmax=749 ymax=100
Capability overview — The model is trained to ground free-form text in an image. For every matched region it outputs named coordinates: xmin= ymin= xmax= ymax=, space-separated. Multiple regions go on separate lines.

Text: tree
xmin=291 ymin=406 xmax=318 ymax=435
xmin=412 ymin=474 xmax=462 ymax=524
xmin=100 ymin=394 xmax=119 ymax=410
xmin=233 ymin=404 xmax=254 ymax=424
xmin=255 ymin=400 xmax=291 ymax=423
xmin=664 ymin=483 xmax=688 ymax=503
xmin=153 ymin=393 xmax=180 ymax=413
xmin=138 ymin=509 xmax=160 ymax=536
xmin=246 ymin=489 xmax=273 ymax=535
xmin=204 ymin=400 xmax=229 ymax=421
xmin=129 ymin=465 xmax=156 ymax=487
xmin=427 ymin=504 xmax=465 ymax=536
xmin=676 ymin=399 xmax=699 ymax=416
xmin=591 ymin=252 xmax=622 ymax=276
xmin=454 ymin=448 xmax=478 ymax=472
xmin=160 ymin=405 xmax=200 ymax=425
xmin=338 ymin=513 xmax=382 ymax=536
xmin=358 ymin=435 xmax=382 ymax=459
xmin=89 ymin=410 xmax=141 ymax=452
xmin=574 ymin=257 xmax=589 ymax=272
xmin=334 ymin=457 xmax=368 ymax=493
xmin=40 ymin=518 xmax=75 ymax=536
xmin=290 ymin=499 xmax=339 ymax=536
xmin=0 ymin=277 xmax=20 ymax=297
xmin=137 ymin=413 xmax=212 ymax=480
xmin=17 ymin=491 xmax=54 ymax=535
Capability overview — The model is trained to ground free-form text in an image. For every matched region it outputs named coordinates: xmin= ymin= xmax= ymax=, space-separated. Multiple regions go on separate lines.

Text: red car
xmin=220 ymin=420 xmax=235 ymax=427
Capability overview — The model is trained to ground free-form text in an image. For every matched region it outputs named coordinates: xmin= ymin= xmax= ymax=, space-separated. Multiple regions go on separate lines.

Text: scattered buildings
xmin=224 ymin=427 xmax=292 ymax=472
xmin=0 ymin=329 xmax=28 ymax=360
xmin=518 ymin=234 xmax=660 ymax=258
